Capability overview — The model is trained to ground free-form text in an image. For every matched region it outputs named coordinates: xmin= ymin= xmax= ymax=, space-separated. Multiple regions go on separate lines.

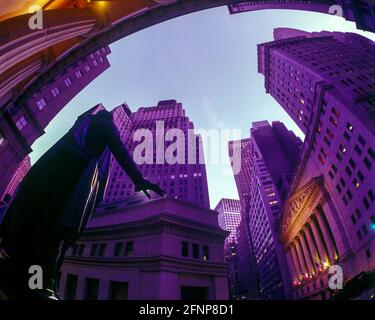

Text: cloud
xmin=202 ymin=96 xmax=226 ymax=128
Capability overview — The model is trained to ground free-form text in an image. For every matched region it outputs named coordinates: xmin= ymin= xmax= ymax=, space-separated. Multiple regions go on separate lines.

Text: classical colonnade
xmin=286 ymin=205 xmax=339 ymax=284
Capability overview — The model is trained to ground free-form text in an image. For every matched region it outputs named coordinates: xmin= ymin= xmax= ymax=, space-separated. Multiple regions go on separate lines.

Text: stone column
xmin=286 ymin=247 xmax=298 ymax=282
xmin=310 ymin=216 xmax=329 ymax=267
xmin=75 ymin=275 xmax=86 ymax=300
xmin=305 ymin=223 xmax=324 ymax=268
xmin=295 ymin=236 xmax=308 ymax=276
xmin=315 ymin=208 xmax=338 ymax=263
xmin=302 ymin=228 xmax=318 ymax=275
xmin=98 ymin=280 xmax=110 ymax=300
xmin=299 ymin=231 xmax=315 ymax=275
xmin=291 ymin=243 xmax=302 ymax=280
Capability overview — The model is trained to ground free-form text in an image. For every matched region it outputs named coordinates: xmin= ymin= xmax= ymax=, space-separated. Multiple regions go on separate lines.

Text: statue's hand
xmin=0 ymin=247 xmax=9 ymax=260
xmin=136 ymin=179 xmax=165 ymax=199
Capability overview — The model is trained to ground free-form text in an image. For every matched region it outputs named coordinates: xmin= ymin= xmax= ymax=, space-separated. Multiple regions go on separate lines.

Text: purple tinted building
xmin=228 ymin=139 xmax=259 ymax=299
xmin=228 ymin=1 xmax=375 ymax=33
xmin=214 ymin=198 xmax=242 ymax=299
xmin=258 ymin=29 xmax=375 ymax=299
xmin=246 ymin=121 xmax=302 ymax=299
xmin=104 ymin=100 xmax=210 ymax=209
xmin=215 ymin=198 xmax=241 ymax=252
xmin=0 ymin=46 xmax=111 ymax=199
xmin=59 ymin=197 xmax=229 ymax=300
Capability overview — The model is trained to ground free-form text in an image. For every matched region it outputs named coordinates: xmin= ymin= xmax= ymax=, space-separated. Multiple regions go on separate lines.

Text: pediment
xmin=281 ymin=176 xmax=323 ymax=241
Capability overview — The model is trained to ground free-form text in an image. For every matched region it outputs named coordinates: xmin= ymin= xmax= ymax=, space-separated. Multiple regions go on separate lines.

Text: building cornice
xmin=64 ymin=254 xmax=228 ymax=277
xmin=82 ymin=213 xmax=229 ymax=241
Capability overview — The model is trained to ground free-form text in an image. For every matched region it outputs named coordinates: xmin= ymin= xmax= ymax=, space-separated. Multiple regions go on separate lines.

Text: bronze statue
xmin=0 ymin=108 xmax=164 ymax=300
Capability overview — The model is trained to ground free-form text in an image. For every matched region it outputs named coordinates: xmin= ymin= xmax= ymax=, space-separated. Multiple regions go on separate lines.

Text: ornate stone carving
xmin=281 ymin=176 xmax=323 ymax=242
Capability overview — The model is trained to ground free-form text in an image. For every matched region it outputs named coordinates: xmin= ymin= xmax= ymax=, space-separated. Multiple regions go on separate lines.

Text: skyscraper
xmin=104 ymin=100 xmax=210 ymax=209
xmin=215 ymin=198 xmax=241 ymax=252
xmin=228 ymin=1 xmax=375 ymax=33
xmin=246 ymin=121 xmax=302 ymax=300
xmin=0 ymin=46 xmax=111 ymax=199
xmin=228 ymin=139 xmax=259 ymax=299
xmin=258 ymin=28 xmax=375 ymax=299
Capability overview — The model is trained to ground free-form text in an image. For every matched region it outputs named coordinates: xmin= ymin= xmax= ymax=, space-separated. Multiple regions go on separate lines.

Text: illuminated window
xmin=64 ymin=77 xmax=72 ymax=87
xmin=202 ymin=245 xmax=209 ymax=261
xmin=269 ymin=200 xmax=279 ymax=205
xmin=76 ymin=71 xmax=82 ymax=78
xmin=16 ymin=116 xmax=27 ymax=130
xmin=36 ymin=98 xmax=47 ymax=110
xmin=51 ymin=87 xmax=60 ymax=97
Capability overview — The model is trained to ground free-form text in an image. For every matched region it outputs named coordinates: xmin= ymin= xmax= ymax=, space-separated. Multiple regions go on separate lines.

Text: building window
xmin=64 ymin=77 xmax=72 ymax=87
xmin=98 ymin=243 xmax=106 ymax=257
xmin=78 ymin=244 xmax=85 ymax=256
xmin=36 ymin=98 xmax=47 ymax=110
xmin=368 ymin=190 xmax=375 ymax=202
xmin=93 ymin=60 xmax=98 ymax=67
xmin=15 ymin=116 xmax=28 ymax=130
xmin=192 ymin=243 xmax=199 ymax=259
xmin=363 ymin=198 xmax=370 ymax=209
xmin=51 ymin=87 xmax=60 ymax=97
xmin=181 ymin=241 xmax=189 ymax=257
xmin=358 ymin=135 xmax=366 ymax=146
xmin=114 ymin=242 xmax=123 ymax=257
xmin=124 ymin=242 xmax=134 ymax=257
xmin=362 ymin=224 xmax=368 ymax=237
xmin=64 ymin=274 xmax=78 ymax=300
xmin=110 ymin=281 xmax=128 ymax=300
xmin=364 ymin=157 xmax=372 ymax=169
xmin=72 ymin=244 xmax=78 ymax=256
xmin=90 ymin=244 xmax=98 ymax=257
xmin=202 ymin=245 xmax=209 ymax=261
xmin=0 ymin=132 xmax=5 ymax=146
xmin=84 ymin=278 xmax=100 ymax=300
xmin=85 ymin=65 xmax=91 ymax=72
xmin=76 ymin=70 xmax=82 ymax=78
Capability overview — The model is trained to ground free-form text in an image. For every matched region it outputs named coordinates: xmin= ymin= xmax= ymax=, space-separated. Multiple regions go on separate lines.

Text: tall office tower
xmin=0 ymin=155 xmax=31 ymax=200
xmin=215 ymin=198 xmax=241 ymax=253
xmin=0 ymin=46 xmax=111 ymax=199
xmin=247 ymin=121 xmax=302 ymax=300
xmin=228 ymin=139 xmax=259 ymax=299
xmin=104 ymin=100 xmax=210 ymax=209
xmin=227 ymin=1 xmax=375 ymax=33
xmin=258 ymin=29 xmax=375 ymax=299
xmin=215 ymin=198 xmax=241 ymax=299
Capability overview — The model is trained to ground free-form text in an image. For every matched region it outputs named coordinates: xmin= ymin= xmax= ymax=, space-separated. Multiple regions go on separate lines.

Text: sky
xmin=30 ymin=6 xmax=375 ymax=209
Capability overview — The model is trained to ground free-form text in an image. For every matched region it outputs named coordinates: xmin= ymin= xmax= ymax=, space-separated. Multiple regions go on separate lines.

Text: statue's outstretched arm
xmin=106 ymin=123 xmax=165 ymax=198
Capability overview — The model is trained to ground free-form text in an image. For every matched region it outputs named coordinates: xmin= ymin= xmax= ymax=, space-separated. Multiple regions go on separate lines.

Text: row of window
xmin=34 ymin=57 xmax=105 ymax=111
xmin=72 ymin=242 xmax=134 ymax=258
xmin=181 ymin=241 xmax=210 ymax=261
